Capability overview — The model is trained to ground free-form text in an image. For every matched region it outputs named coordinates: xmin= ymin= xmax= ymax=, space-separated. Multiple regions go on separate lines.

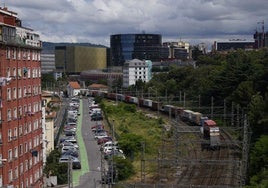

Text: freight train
xmin=89 ymin=91 xmax=220 ymax=146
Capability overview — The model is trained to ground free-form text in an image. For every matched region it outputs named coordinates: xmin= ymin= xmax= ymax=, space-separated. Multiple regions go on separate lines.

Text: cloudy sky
xmin=6 ymin=0 xmax=268 ymax=47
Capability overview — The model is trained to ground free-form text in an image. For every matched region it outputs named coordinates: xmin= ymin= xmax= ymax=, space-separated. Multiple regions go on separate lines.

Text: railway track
xmin=140 ymin=106 xmax=242 ymax=187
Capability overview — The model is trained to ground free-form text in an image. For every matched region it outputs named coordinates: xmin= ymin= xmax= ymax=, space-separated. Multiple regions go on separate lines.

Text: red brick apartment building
xmin=0 ymin=7 xmax=43 ymax=188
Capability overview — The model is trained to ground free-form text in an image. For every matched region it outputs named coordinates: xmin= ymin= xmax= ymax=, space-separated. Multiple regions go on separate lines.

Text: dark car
xmin=59 ymin=156 xmax=81 ymax=169
xmin=91 ymin=115 xmax=103 ymax=121
xmin=61 ymin=149 xmax=79 ymax=158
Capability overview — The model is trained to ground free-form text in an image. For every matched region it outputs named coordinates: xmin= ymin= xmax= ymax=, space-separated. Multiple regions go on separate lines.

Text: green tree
xmin=118 ymin=133 xmax=143 ymax=157
xmin=249 ymin=135 xmax=268 ymax=187
xmin=114 ymin=158 xmax=135 ymax=181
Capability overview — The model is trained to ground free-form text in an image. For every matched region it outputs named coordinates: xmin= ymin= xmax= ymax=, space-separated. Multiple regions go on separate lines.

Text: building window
xmin=13 ymin=67 xmax=16 ymax=77
xmin=24 ymin=142 xmax=28 ymax=153
xmin=20 ymin=163 xmax=23 ymax=175
xmin=13 ymin=108 xmax=17 ymax=120
xmin=14 ymin=147 xmax=18 ymax=158
xmin=22 ymin=49 xmax=26 ymax=60
xmin=28 ymin=86 xmax=31 ymax=95
xmin=18 ymin=87 xmax=22 ymax=98
xmin=12 ymin=48 xmax=16 ymax=59
xmin=19 ymin=144 xmax=23 ymax=156
xmin=23 ymin=87 xmax=27 ymax=97
xmin=7 ymin=109 xmax=12 ymax=121
xmin=27 ymin=50 xmax=30 ymax=60
xmin=24 ymin=124 xmax=28 ymax=135
xmin=18 ymin=68 xmax=21 ymax=78
xmin=6 ymin=47 xmax=11 ymax=59
xmin=27 ymin=68 xmax=31 ymax=78
xmin=18 ymin=106 xmax=22 ymax=117
xmin=6 ymin=67 xmax=10 ymax=77
xmin=25 ymin=160 xmax=28 ymax=171
xmin=7 ymin=88 xmax=11 ymax=101
xmin=17 ymin=49 xmax=21 ymax=60
xmin=14 ymin=127 xmax=17 ymax=138
xmin=19 ymin=126 xmax=23 ymax=136
xmin=14 ymin=167 xmax=18 ymax=179
xmin=8 ymin=149 xmax=12 ymax=161
xmin=8 ymin=170 xmax=12 ymax=182
xmin=13 ymin=87 xmax=17 ymax=99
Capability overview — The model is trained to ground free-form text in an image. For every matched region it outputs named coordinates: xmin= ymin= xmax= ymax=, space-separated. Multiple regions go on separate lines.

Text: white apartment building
xmin=123 ymin=59 xmax=152 ymax=88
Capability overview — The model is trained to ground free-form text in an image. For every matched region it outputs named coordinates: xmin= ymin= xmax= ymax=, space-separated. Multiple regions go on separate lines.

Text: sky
xmin=5 ymin=0 xmax=268 ymax=48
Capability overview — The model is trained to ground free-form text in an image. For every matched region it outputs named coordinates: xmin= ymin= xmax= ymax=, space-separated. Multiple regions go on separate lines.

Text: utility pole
xmin=68 ymin=157 xmax=73 ymax=188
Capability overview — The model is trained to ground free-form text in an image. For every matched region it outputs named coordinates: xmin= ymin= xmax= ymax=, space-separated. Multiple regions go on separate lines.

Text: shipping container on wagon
xmin=130 ymin=96 xmax=139 ymax=104
xmin=125 ymin=95 xmax=131 ymax=103
xmin=181 ymin=109 xmax=194 ymax=122
xmin=191 ymin=112 xmax=203 ymax=126
xmin=143 ymin=99 xmax=153 ymax=108
xmin=107 ymin=93 xmax=116 ymax=100
xmin=152 ymin=101 xmax=161 ymax=111
xmin=161 ymin=104 xmax=174 ymax=115
xmin=138 ymin=98 xmax=144 ymax=107
xmin=116 ymin=94 xmax=125 ymax=101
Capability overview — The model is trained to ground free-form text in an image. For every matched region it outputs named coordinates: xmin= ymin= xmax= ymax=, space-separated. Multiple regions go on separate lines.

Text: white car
xmin=94 ymin=132 xmax=108 ymax=140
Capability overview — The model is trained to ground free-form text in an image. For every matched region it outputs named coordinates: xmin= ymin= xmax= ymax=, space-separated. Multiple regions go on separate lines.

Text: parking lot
xmin=57 ymin=97 xmax=123 ymax=188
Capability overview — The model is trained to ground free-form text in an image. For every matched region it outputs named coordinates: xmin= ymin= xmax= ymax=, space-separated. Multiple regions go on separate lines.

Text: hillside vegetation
xmin=113 ymin=48 xmax=268 ymax=187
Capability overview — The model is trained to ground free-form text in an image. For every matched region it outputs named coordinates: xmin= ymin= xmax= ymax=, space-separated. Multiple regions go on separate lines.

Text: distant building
xmin=163 ymin=41 xmax=190 ymax=59
xmin=41 ymin=53 xmax=55 ymax=73
xmin=55 ymin=45 xmax=107 ymax=74
xmin=213 ymin=39 xmax=255 ymax=51
xmin=110 ymin=34 xmax=168 ymax=66
xmin=67 ymin=81 xmax=81 ymax=97
xmin=123 ymin=59 xmax=152 ymax=88
xmin=254 ymin=31 xmax=268 ymax=48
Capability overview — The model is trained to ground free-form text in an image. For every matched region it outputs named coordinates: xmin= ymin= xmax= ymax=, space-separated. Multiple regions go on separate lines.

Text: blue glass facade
xmin=110 ymin=34 xmax=167 ymax=66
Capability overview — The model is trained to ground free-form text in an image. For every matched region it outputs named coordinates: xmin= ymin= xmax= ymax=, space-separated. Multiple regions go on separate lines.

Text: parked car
xmin=60 ymin=141 xmax=79 ymax=149
xmin=64 ymin=130 xmax=76 ymax=136
xmin=61 ymin=145 xmax=78 ymax=154
xmin=59 ymin=156 xmax=81 ymax=169
xmin=61 ymin=149 xmax=79 ymax=158
xmin=97 ymin=136 xmax=113 ymax=145
xmin=100 ymin=141 xmax=118 ymax=151
xmin=91 ymin=114 xmax=103 ymax=121
xmin=60 ymin=136 xmax=76 ymax=143
xmin=94 ymin=132 xmax=108 ymax=140
xmin=104 ymin=149 xmax=126 ymax=160
xmin=91 ymin=124 xmax=104 ymax=132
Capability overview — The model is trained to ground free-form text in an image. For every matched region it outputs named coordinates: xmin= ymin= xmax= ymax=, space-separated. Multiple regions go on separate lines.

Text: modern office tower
xmin=0 ymin=7 xmax=43 ymax=188
xmin=110 ymin=34 xmax=166 ymax=67
xmin=55 ymin=45 xmax=107 ymax=74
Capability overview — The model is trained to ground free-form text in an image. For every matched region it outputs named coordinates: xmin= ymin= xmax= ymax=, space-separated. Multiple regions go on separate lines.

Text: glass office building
xmin=110 ymin=34 xmax=167 ymax=66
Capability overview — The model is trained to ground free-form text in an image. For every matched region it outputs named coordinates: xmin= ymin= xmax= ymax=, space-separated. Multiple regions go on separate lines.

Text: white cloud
xmin=5 ymin=0 xmax=268 ymax=47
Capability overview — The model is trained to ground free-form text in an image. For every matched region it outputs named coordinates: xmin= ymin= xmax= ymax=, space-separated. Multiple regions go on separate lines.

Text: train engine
xmin=202 ymin=119 xmax=221 ymax=149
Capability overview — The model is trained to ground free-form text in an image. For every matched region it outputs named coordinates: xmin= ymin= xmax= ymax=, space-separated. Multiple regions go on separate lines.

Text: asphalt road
xmin=74 ymin=98 xmax=104 ymax=188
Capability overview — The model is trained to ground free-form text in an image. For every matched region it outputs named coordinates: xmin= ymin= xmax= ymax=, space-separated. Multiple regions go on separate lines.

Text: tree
xmin=249 ymin=135 xmax=268 ymax=187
